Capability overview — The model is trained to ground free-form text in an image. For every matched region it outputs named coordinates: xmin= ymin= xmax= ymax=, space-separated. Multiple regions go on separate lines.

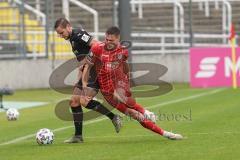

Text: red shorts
xmin=99 ymin=73 xmax=131 ymax=95
xmin=101 ymin=93 xmax=128 ymax=114
xmin=101 ymin=79 xmax=133 ymax=111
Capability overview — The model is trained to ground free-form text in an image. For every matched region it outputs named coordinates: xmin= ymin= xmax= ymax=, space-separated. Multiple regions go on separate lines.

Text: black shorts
xmin=76 ymin=66 xmax=100 ymax=90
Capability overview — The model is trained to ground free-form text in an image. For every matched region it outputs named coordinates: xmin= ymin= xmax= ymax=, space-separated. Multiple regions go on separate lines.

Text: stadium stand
xmin=0 ymin=1 xmax=72 ymax=57
xmin=1 ymin=0 xmax=240 ymax=58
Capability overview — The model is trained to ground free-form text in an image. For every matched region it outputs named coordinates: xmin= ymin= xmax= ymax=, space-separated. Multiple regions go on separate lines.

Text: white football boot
xmin=163 ymin=131 xmax=183 ymax=140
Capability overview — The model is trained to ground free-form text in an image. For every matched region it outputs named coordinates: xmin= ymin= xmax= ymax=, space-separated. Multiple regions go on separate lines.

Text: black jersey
xmin=69 ymin=28 xmax=99 ymax=90
xmin=69 ymin=28 xmax=93 ymax=61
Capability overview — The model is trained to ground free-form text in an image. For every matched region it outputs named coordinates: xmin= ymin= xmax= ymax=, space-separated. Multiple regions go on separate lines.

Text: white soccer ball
xmin=36 ymin=128 xmax=54 ymax=145
xmin=6 ymin=108 xmax=19 ymax=121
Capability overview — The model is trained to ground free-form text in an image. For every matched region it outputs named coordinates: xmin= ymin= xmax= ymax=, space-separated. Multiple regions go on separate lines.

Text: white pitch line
xmin=0 ymin=88 xmax=224 ymax=146
xmin=0 ymin=118 xmax=107 ymax=146
xmin=148 ymin=88 xmax=224 ymax=110
xmin=188 ymin=131 xmax=240 ymax=135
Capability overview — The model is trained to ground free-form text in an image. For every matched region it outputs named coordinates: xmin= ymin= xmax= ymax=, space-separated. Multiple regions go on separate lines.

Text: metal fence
xmin=0 ymin=0 xmax=240 ymax=59
xmin=0 ymin=0 xmax=49 ymax=59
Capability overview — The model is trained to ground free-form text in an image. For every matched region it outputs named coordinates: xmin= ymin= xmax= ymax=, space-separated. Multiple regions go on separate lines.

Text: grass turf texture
xmin=0 ymin=84 xmax=239 ymax=160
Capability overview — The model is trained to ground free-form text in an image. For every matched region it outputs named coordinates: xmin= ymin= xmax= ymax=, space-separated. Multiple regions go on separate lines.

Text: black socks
xmin=85 ymin=100 xmax=115 ymax=120
xmin=71 ymin=106 xmax=83 ymax=136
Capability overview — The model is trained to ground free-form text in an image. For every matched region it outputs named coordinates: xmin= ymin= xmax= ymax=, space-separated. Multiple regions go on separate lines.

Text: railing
xmin=222 ymin=0 xmax=232 ymax=44
xmin=0 ymin=27 xmax=236 ymax=59
xmin=130 ymin=0 xmax=232 ymax=46
xmin=114 ymin=0 xmax=185 ymax=43
xmin=131 ymin=32 xmax=231 ymax=55
xmin=12 ymin=0 xmax=46 ymax=25
xmin=35 ymin=0 xmax=41 ymax=22
xmin=0 ymin=30 xmax=232 ymax=58
xmin=174 ymin=1 xmax=184 ymax=44
xmin=0 ymin=0 xmax=237 ymax=59
xmin=62 ymin=0 xmax=99 ymax=39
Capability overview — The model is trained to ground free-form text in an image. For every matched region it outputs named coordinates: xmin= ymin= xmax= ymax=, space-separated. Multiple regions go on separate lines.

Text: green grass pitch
xmin=0 ymin=84 xmax=239 ymax=160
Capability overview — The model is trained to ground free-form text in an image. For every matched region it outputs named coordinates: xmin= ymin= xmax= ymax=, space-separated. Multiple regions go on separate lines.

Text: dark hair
xmin=54 ymin=18 xmax=70 ymax=29
xmin=106 ymin=26 xmax=120 ymax=36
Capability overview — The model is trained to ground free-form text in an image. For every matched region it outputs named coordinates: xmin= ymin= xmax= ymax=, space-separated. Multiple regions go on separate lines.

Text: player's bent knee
xmin=79 ymin=95 xmax=93 ymax=107
xmin=70 ymin=96 xmax=81 ymax=107
xmin=79 ymin=98 xmax=87 ymax=107
xmin=83 ymin=87 xmax=98 ymax=97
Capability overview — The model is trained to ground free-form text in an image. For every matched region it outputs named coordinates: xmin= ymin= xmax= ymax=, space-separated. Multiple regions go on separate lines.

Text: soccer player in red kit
xmin=83 ymin=26 xmax=183 ymax=140
xmin=54 ymin=18 xmax=122 ymax=143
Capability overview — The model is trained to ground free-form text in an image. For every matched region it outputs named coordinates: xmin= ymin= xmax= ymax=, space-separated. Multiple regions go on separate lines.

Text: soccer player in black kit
xmin=54 ymin=18 xmax=122 ymax=143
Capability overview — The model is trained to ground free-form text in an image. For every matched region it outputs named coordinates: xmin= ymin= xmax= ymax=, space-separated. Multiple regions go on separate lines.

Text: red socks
xmin=140 ymin=119 xmax=164 ymax=135
xmin=117 ymin=103 xmax=164 ymax=136
xmin=133 ymin=103 xmax=145 ymax=114
xmin=126 ymin=97 xmax=145 ymax=114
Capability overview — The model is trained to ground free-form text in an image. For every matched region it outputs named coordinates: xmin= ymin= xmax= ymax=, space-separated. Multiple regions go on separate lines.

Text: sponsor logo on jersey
xmin=101 ymin=54 xmax=109 ymax=59
xmin=81 ymin=34 xmax=90 ymax=42
xmin=117 ymin=54 xmax=123 ymax=60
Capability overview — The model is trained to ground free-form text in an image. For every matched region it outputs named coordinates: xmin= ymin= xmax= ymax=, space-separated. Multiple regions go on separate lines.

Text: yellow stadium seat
xmin=0 ymin=2 xmax=72 ymax=59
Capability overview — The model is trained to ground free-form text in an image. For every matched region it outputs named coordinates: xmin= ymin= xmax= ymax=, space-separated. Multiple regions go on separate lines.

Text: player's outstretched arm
xmin=76 ymin=59 xmax=87 ymax=82
xmin=82 ymin=63 xmax=92 ymax=88
xmin=123 ymin=61 xmax=130 ymax=77
xmin=82 ymin=41 xmax=99 ymax=87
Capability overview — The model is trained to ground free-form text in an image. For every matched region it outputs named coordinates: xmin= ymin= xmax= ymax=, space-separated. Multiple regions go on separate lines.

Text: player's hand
xmin=77 ymin=65 xmax=84 ymax=81
xmin=82 ymin=87 xmax=93 ymax=101
xmin=79 ymin=64 xmax=84 ymax=71
xmin=82 ymin=82 xmax=87 ymax=88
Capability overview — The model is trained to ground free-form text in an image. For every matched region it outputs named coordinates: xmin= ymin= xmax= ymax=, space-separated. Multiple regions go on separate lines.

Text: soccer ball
xmin=6 ymin=108 xmax=19 ymax=121
xmin=36 ymin=128 xmax=54 ymax=145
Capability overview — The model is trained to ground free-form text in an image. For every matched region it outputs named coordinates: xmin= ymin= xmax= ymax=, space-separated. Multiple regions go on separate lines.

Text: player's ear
xmin=66 ymin=24 xmax=71 ymax=32
xmin=116 ymin=35 xmax=120 ymax=41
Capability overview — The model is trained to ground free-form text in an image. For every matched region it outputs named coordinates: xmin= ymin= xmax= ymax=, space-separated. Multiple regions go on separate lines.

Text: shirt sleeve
xmin=122 ymin=48 xmax=128 ymax=62
xmin=72 ymin=30 xmax=93 ymax=46
xmin=86 ymin=42 xmax=101 ymax=65
xmin=90 ymin=42 xmax=102 ymax=57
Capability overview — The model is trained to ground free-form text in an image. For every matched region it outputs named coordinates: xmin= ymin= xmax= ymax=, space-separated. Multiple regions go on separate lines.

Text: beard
xmin=64 ymin=36 xmax=70 ymax=40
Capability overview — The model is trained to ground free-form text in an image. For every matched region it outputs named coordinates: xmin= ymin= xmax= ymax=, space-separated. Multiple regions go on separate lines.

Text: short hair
xmin=106 ymin=26 xmax=120 ymax=36
xmin=54 ymin=18 xmax=70 ymax=29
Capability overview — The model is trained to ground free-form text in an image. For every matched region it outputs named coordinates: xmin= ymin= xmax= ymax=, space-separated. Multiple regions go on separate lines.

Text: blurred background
xmin=0 ymin=0 xmax=239 ymax=89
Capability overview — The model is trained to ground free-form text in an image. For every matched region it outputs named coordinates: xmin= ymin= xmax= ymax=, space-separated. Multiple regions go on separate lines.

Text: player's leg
xmin=115 ymin=103 xmax=163 ymax=134
xmin=80 ymin=65 xmax=122 ymax=133
xmin=113 ymin=80 xmax=156 ymax=122
xmin=80 ymin=86 xmax=122 ymax=133
xmin=116 ymin=103 xmax=183 ymax=140
xmin=114 ymin=87 xmax=144 ymax=113
xmin=64 ymin=86 xmax=84 ymax=143
xmin=102 ymin=94 xmax=155 ymax=135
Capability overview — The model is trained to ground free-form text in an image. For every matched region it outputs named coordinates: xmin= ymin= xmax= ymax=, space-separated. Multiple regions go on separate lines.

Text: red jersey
xmin=90 ymin=42 xmax=129 ymax=94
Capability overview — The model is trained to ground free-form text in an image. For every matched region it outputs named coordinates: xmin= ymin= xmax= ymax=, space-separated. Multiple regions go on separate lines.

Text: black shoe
xmin=112 ymin=115 xmax=122 ymax=133
xmin=64 ymin=135 xmax=83 ymax=143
